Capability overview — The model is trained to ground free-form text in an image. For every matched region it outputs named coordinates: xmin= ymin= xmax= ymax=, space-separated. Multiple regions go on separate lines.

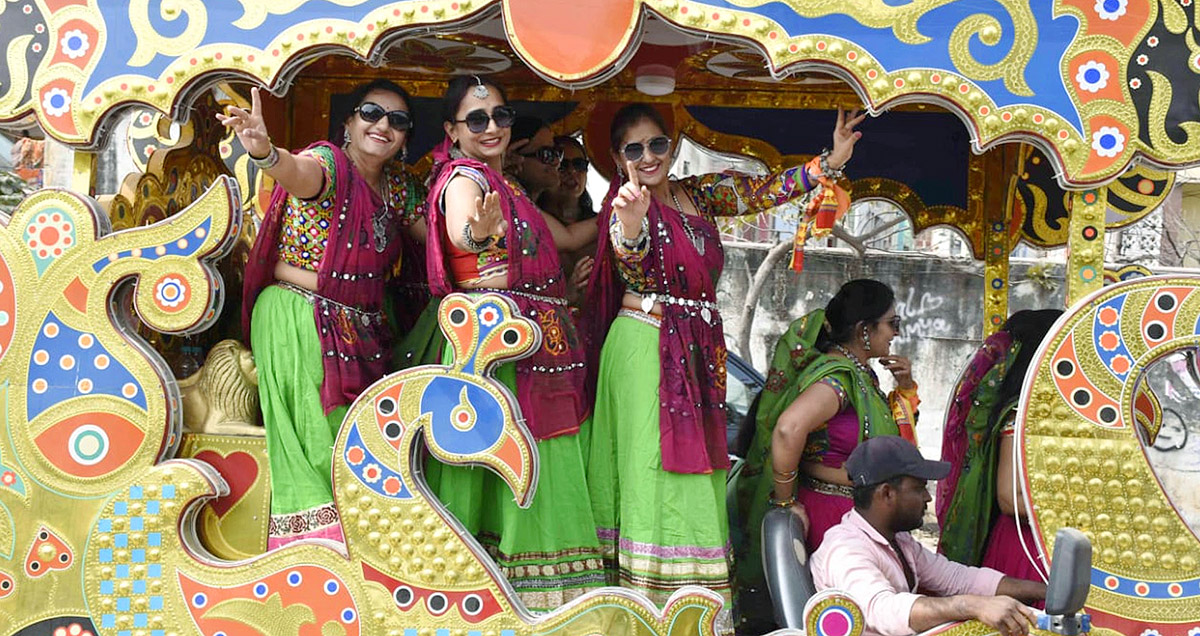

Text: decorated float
xmin=0 ymin=1 xmax=1198 ymax=635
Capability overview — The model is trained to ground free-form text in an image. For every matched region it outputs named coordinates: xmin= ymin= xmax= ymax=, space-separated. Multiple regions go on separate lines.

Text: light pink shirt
xmin=811 ymin=509 xmax=1005 ymax=636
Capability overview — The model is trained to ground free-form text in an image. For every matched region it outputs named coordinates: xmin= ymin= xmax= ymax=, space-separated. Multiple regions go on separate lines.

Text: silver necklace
xmin=833 ymin=343 xmax=872 ymax=376
xmin=369 ymin=171 xmax=392 ymax=253
xmin=669 ymin=184 xmax=705 ymax=256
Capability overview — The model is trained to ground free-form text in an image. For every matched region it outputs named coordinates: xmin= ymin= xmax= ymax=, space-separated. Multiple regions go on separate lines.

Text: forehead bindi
xmin=364 ymin=90 xmax=406 ymax=112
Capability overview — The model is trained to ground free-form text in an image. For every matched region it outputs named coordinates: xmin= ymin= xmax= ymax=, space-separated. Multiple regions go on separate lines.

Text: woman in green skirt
xmin=584 ymin=103 xmax=866 ymax=615
xmin=418 ymin=75 xmax=600 ymax=612
xmin=223 ymin=79 xmax=426 ymax=549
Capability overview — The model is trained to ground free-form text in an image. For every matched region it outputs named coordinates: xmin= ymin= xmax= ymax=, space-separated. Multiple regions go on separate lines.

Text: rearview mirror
xmin=1039 ymin=527 xmax=1092 ymax=635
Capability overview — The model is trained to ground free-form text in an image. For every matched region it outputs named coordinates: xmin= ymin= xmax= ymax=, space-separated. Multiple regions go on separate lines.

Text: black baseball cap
xmin=845 ymin=436 xmax=950 ymax=486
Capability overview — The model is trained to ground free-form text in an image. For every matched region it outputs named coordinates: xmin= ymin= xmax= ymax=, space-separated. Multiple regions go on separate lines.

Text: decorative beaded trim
xmin=471 ymin=287 xmax=568 ymax=306
xmin=274 ymin=281 xmax=384 ymax=321
xmin=800 ymin=474 xmax=854 ymax=499
xmin=618 ymin=308 xmax=662 ymax=329
xmin=636 ymin=291 xmax=719 ymax=311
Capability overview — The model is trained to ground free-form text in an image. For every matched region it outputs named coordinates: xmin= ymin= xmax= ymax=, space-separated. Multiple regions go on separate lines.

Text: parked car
xmin=725 ymin=350 xmax=765 ymax=460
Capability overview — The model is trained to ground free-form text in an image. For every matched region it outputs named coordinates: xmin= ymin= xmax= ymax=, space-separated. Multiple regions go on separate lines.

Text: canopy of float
xmin=0 ymin=0 xmax=1197 ymax=189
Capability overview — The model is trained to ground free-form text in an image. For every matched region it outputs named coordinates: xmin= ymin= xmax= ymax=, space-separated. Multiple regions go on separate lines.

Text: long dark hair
xmin=510 ymin=115 xmax=544 ymax=146
xmin=609 ymin=103 xmax=669 ymax=152
xmin=816 ymin=279 xmax=896 ymax=352
xmin=990 ymin=309 xmax=1063 ymax=425
xmin=441 ymin=75 xmax=508 ymax=123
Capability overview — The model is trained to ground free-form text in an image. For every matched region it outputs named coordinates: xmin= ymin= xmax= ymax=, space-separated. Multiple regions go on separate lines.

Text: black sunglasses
xmin=621 ymin=135 xmax=671 ymax=162
xmin=356 ymin=102 xmax=412 ymax=131
xmin=454 ymin=105 xmax=518 ymax=134
xmin=559 ymin=157 xmax=589 ymax=173
xmin=521 ymin=146 xmax=564 ymax=167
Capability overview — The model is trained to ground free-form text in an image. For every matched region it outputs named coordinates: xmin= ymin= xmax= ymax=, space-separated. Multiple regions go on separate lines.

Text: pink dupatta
xmin=242 ymin=142 xmax=406 ymax=413
xmin=586 ymin=179 xmax=730 ymax=474
xmin=425 ymin=138 xmax=587 ymax=440
xmin=936 ymin=329 xmax=1013 ymax=526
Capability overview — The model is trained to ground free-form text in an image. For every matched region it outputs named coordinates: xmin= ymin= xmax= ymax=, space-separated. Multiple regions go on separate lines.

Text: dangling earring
xmin=400 ymin=147 xmax=408 ymax=162
xmin=862 ymin=325 xmax=872 ymax=353
xmin=342 ymin=129 xmax=351 ymax=149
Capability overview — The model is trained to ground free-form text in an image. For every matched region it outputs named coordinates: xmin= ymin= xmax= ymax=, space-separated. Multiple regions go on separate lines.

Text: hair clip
xmin=471 ymin=75 xmax=490 ymax=100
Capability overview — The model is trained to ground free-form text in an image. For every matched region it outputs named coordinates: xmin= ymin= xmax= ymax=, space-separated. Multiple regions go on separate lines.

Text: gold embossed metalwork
xmin=803 ymin=590 xmax=865 ymax=636
xmin=983 ymin=193 xmax=1010 ymax=337
xmin=722 ymin=0 xmax=1037 ymax=96
xmin=0 ymin=177 xmax=241 ymax=632
xmin=178 ymin=339 xmax=261 ymax=436
xmin=0 ymin=175 xmax=749 ymax=633
xmin=177 ymin=433 xmax=270 ymax=560
xmin=1066 ymin=189 xmax=1107 ymax=305
xmin=1021 ymin=276 xmax=1200 ymax=627
xmin=71 ymin=291 xmax=734 ymax=635
xmin=0 ymin=0 xmax=1186 ymax=186
xmin=1014 ymin=145 xmax=1175 ymax=249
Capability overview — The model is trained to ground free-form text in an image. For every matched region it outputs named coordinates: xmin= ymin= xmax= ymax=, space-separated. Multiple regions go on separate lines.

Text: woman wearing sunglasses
xmin=584 ymin=103 xmax=868 ymax=609
xmin=735 ymin=279 xmax=919 ymax=607
xmin=220 ymin=79 xmax=427 ymax=549
xmin=540 ymin=136 xmax=597 ymax=302
xmin=541 ymin=136 xmax=595 ymax=224
xmin=418 ymin=75 xmax=603 ymax=611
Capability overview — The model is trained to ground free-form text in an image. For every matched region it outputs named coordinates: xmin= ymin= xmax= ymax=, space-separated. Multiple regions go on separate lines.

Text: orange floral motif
xmin=537 ymin=308 xmax=567 ymax=356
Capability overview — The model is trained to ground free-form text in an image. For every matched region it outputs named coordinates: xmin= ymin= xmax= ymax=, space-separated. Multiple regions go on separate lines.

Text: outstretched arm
xmin=217 ymin=87 xmax=327 ymax=200
xmin=910 ymin=595 xmax=1037 ymax=636
xmin=683 ymin=106 xmax=867 ymax=217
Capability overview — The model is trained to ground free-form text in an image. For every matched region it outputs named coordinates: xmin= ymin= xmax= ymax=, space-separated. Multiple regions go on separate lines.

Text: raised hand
xmin=612 ymin=160 xmax=651 ymax=239
xmin=879 ymin=355 xmax=915 ymax=391
xmin=827 ymin=106 xmax=867 ymax=171
xmin=215 ymin=87 xmax=272 ymax=159
xmin=470 ymin=191 xmax=507 ymax=241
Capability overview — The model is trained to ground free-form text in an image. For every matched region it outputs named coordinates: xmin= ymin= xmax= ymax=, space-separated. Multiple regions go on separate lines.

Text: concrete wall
xmin=718 ymin=245 xmax=1066 ymax=460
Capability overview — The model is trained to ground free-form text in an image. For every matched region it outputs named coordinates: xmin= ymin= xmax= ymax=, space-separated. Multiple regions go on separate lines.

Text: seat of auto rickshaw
xmin=760 ymin=508 xmax=1093 ymax=635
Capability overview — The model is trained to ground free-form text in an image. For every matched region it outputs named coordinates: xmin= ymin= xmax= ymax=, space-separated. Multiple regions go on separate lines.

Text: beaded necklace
xmin=669 ymin=184 xmax=705 ymax=256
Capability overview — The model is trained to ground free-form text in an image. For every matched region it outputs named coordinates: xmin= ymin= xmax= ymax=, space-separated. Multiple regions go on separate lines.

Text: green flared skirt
xmin=423 ymin=314 xmax=605 ymax=612
xmin=251 ymin=285 xmax=348 ymax=548
xmin=587 ymin=315 xmax=731 ymax=609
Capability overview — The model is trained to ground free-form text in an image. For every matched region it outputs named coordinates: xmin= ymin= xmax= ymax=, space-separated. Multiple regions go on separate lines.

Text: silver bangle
xmin=818 ymin=150 xmax=844 ymax=180
xmin=618 ymin=216 xmax=649 ymax=250
xmin=250 ymin=145 xmax=280 ymax=170
xmin=461 ymin=222 xmax=495 ymax=252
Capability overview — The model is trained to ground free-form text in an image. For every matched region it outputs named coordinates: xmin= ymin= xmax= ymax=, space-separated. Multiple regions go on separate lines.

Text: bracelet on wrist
xmin=769 ymin=495 xmax=801 ymax=509
xmin=817 ymin=150 xmax=845 ymax=181
xmin=772 ymin=468 xmax=798 ymax=484
xmin=249 ymin=145 xmax=280 ymax=170
xmin=461 ymin=222 xmax=496 ymax=252
xmin=619 ymin=216 xmax=649 ymax=250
